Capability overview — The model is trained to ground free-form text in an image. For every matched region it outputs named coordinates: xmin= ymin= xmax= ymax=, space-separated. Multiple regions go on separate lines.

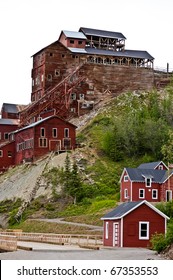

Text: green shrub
xmin=151 ymin=233 xmax=168 ymax=253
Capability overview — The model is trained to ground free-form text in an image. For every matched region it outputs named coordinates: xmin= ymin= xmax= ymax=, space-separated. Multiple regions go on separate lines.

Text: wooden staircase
xmin=19 ymin=63 xmax=85 ymax=126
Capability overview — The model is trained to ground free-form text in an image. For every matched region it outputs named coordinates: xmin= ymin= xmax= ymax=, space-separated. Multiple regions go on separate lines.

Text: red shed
xmin=0 ymin=141 xmax=15 ymax=172
xmin=101 ymin=200 xmax=169 ymax=248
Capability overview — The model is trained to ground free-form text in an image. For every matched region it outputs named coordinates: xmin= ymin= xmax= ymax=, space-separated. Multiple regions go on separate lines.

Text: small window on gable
xmin=124 ymin=175 xmax=129 ymax=182
xmin=49 ymin=52 xmax=53 ymax=57
xmin=158 ymin=165 xmax=163 ymax=170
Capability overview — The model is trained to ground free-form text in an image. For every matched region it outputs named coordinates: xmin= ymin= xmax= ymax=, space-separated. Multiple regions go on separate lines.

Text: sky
xmin=0 ymin=0 xmax=173 ymax=111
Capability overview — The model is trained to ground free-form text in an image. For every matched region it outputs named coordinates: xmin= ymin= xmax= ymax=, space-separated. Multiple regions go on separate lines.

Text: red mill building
xmin=0 ymin=27 xmax=155 ymax=171
xmin=19 ymin=27 xmax=154 ymax=125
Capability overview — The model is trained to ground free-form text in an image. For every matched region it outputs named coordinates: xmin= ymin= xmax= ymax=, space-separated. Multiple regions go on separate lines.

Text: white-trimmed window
xmin=158 ymin=165 xmax=163 ymax=170
xmin=139 ymin=189 xmax=145 ymax=199
xmin=152 ymin=189 xmax=158 ymax=199
xmin=139 ymin=221 xmax=149 ymax=240
xmin=124 ymin=175 xmax=129 ymax=182
xmin=0 ymin=150 xmax=3 ymax=157
xmin=124 ymin=189 xmax=128 ymax=199
xmin=105 ymin=222 xmax=109 ymax=239
xmin=71 ymin=93 xmax=76 ymax=100
xmin=145 ymin=177 xmax=152 ymax=187
xmin=64 ymin=128 xmax=69 ymax=138
xmin=39 ymin=138 xmax=47 ymax=147
xmin=40 ymin=127 xmax=45 ymax=137
xmin=52 ymin=128 xmax=57 ymax=138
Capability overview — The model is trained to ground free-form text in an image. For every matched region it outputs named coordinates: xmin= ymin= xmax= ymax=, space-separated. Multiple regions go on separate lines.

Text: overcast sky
xmin=0 ymin=0 xmax=172 ymax=111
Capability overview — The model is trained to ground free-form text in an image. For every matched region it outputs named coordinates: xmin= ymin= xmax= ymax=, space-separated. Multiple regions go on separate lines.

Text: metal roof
xmin=101 ymin=200 xmax=170 ymax=220
xmin=138 ymin=161 xmax=167 ymax=169
xmin=62 ymin=30 xmax=87 ymax=40
xmin=79 ymin=27 xmax=126 ymax=40
xmin=125 ymin=167 xmax=167 ymax=183
xmin=67 ymin=46 xmax=154 ymax=60
xmin=1 ymin=103 xmax=26 ymax=113
xmin=0 ymin=119 xmax=19 ymax=125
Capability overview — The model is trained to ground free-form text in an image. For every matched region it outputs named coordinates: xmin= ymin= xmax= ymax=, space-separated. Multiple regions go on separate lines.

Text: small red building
xmin=120 ymin=161 xmax=173 ymax=203
xmin=0 ymin=115 xmax=77 ymax=171
xmin=101 ymin=200 xmax=169 ymax=248
xmin=13 ymin=115 xmax=77 ymax=165
xmin=0 ymin=119 xmax=19 ymax=144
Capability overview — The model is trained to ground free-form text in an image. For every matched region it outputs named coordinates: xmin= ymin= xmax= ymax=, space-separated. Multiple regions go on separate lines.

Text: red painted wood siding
xmin=123 ymin=204 xmax=166 ymax=247
xmin=0 ymin=124 xmax=18 ymax=144
xmin=103 ymin=219 xmax=121 ymax=247
xmin=0 ymin=142 xmax=15 ymax=172
xmin=120 ymin=171 xmax=131 ymax=202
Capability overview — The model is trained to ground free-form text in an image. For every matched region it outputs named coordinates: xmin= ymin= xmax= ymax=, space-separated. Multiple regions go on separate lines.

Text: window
xmin=47 ymin=74 xmax=52 ymax=81
xmin=139 ymin=222 xmax=149 ymax=239
xmin=64 ymin=128 xmax=69 ymax=138
xmin=139 ymin=189 xmax=145 ymax=199
xmin=41 ymin=74 xmax=44 ymax=82
xmin=152 ymin=189 xmax=158 ymax=199
xmin=79 ymin=93 xmax=84 ymax=100
xmin=124 ymin=175 xmax=129 ymax=182
xmin=55 ymin=69 xmax=60 ymax=77
xmin=146 ymin=178 xmax=152 ymax=187
xmin=4 ymin=133 xmax=9 ymax=140
xmin=52 ymin=128 xmax=57 ymax=138
xmin=40 ymin=128 xmax=45 ymax=137
xmin=39 ymin=138 xmax=47 ymax=147
xmin=0 ymin=132 xmax=1 ymax=140
xmin=70 ymin=108 xmax=76 ymax=113
xmin=71 ymin=93 xmax=76 ymax=100
xmin=0 ymin=150 xmax=3 ymax=157
xmin=105 ymin=222 xmax=109 ymax=239
xmin=78 ymin=40 xmax=83 ymax=45
xmin=70 ymin=39 xmax=74 ymax=44
xmin=124 ymin=189 xmax=128 ymax=199
xmin=8 ymin=151 xmax=12 ymax=157
xmin=49 ymin=53 xmax=53 ymax=57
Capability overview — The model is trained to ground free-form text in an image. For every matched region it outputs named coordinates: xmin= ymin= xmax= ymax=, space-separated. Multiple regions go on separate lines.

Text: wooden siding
xmin=123 ymin=203 xmax=166 ymax=247
xmin=0 ymin=142 xmax=15 ymax=172
xmin=0 ymin=124 xmax=18 ymax=144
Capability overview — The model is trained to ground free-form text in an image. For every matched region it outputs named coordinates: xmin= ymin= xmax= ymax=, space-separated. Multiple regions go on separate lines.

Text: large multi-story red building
xmin=0 ymin=26 xmax=155 ymax=172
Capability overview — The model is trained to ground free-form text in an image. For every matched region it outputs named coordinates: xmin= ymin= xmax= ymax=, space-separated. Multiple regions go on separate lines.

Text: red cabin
xmin=101 ymin=200 xmax=169 ymax=248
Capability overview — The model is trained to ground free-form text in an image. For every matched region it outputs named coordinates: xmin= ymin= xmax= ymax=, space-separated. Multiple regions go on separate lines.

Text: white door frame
xmin=113 ymin=222 xmax=119 ymax=247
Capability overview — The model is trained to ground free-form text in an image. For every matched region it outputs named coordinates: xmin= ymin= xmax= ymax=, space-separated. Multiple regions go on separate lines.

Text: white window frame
xmin=145 ymin=178 xmax=152 ymax=187
xmin=139 ymin=221 xmax=149 ymax=240
xmin=4 ymin=133 xmax=9 ymax=140
xmin=52 ymin=128 xmax=57 ymax=138
xmin=158 ymin=165 xmax=163 ymax=170
xmin=139 ymin=188 xmax=145 ymax=199
xmin=39 ymin=138 xmax=47 ymax=148
xmin=124 ymin=175 xmax=129 ymax=182
xmin=64 ymin=128 xmax=69 ymax=138
xmin=0 ymin=150 xmax=3 ymax=157
xmin=124 ymin=189 xmax=128 ymax=199
xmin=105 ymin=221 xmax=109 ymax=239
xmin=152 ymin=189 xmax=158 ymax=199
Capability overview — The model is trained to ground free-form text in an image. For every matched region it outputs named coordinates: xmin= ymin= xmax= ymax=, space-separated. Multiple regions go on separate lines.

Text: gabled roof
xmin=1 ymin=103 xmax=26 ymax=114
xmin=101 ymin=200 xmax=170 ymax=220
xmin=138 ymin=161 xmax=168 ymax=170
xmin=0 ymin=119 xmax=19 ymax=125
xmin=125 ymin=167 xmax=167 ymax=183
xmin=61 ymin=30 xmax=87 ymax=40
xmin=12 ymin=115 xmax=77 ymax=134
xmin=79 ymin=27 xmax=126 ymax=40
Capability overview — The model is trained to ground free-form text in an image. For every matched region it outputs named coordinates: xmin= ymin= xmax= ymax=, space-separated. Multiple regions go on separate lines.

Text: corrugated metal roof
xmin=79 ymin=27 xmax=126 ymax=40
xmin=138 ymin=161 xmax=167 ymax=169
xmin=63 ymin=30 xmax=87 ymax=39
xmin=2 ymin=103 xmax=26 ymax=113
xmin=126 ymin=167 xmax=166 ymax=183
xmin=102 ymin=201 xmax=142 ymax=219
xmin=67 ymin=46 xmax=154 ymax=60
xmin=101 ymin=200 xmax=170 ymax=220
xmin=0 ymin=118 xmax=19 ymax=125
